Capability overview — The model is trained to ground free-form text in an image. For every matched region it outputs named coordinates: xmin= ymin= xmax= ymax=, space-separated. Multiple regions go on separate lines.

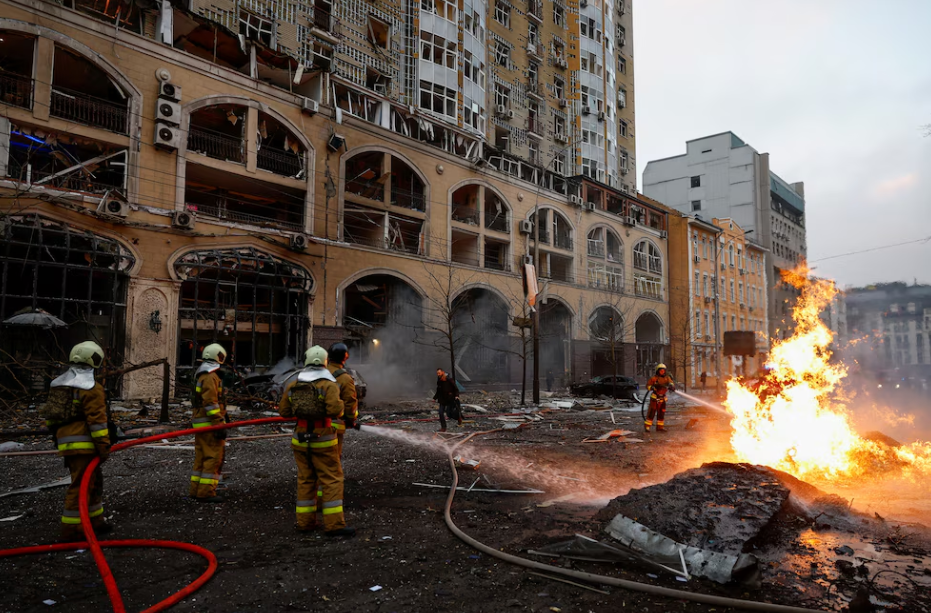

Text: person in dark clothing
xmin=700 ymin=371 xmax=707 ymax=392
xmin=433 ymin=368 xmax=461 ymax=432
xmin=546 ymin=370 xmax=555 ymax=392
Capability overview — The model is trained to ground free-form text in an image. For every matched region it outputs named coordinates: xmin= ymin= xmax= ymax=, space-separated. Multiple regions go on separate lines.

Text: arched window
xmin=450 ymin=184 xmax=511 ymax=271
xmin=633 ymin=240 xmax=663 ymax=299
xmin=635 ymin=312 xmax=665 ymax=378
xmin=528 ymin=208 xmax=574 ymax=283
xmin=51 ymin=45 xmax=129 ymax=134
xmin=590 ymin=306 xmax=624 ymax=343
xmin=0 ymin=31 xmax=36 ymax=110
xmin=343 ymin=150 xmax=426 ymax=254
xmin=587 ymin=227 xmax=623 ymax=292
xmin=174 ymin=248 xmax=313 ymax=376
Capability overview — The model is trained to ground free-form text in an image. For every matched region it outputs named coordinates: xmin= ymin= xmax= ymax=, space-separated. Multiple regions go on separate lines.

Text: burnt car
xmin=570 ymin=375 xmax=639 ymax=400
xmin=235 ymin=362 xmax=367 ymax=410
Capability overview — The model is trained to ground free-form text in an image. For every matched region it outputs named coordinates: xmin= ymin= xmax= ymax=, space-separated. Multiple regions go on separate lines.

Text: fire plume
xmin=723 ymin=265 xmax=931 ymax=482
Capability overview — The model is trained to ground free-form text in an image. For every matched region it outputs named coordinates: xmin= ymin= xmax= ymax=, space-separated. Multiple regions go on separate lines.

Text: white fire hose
xmin=442 ymin=430 xmax=828 ymax=613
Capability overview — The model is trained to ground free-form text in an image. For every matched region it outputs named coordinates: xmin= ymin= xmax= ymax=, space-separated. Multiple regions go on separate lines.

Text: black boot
xmin=324 ymin=527 xmax=356 ymax=538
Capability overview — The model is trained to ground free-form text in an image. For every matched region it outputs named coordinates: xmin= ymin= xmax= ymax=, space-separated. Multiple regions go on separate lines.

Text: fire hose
xmin=0 ymin=417 xmax=293 ymax=613
xmin=442 ymin=430 xmax=829 ymax=613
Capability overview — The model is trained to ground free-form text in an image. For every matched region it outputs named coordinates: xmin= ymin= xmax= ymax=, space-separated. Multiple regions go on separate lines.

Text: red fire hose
xmin=0 ymin=417 xmax=292 ymax=613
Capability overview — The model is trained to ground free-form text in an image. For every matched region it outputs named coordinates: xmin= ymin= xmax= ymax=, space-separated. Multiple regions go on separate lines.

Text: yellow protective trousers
xmin=190 ymin=432 xmax=225 ymax=498
xmin=61 ymin=455 xmax=104 ymax=540
xmin=292 ymin=434 xmax=345 ymax=532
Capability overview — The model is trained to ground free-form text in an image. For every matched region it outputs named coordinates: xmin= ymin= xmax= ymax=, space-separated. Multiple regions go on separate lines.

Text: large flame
xmin=724 ymin=265 xmax=931 ymax=482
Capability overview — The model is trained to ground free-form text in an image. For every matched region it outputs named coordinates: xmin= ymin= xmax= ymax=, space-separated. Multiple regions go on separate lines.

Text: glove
xmin=344 ymin=417 xmax=356 ymax=431
xmin=96 ymin=444 xmax=110 ymax=463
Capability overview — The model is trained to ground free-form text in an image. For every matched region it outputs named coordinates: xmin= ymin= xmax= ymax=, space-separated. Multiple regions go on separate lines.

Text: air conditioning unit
xmin=749 ymin=306 xmax=755 ymax=312
xmin=496 ymin=104 xmax=507 ymax=116
xmin=301 ymin=98 xmax=319 ymax=115
xmin=154 ymin=122 xmax=181 ymax=150
xmin=290 ymin=234 xmax=309 ymax=251
xmin=739 ymin=268 xmax=745 ymax=275
xmin=158 ymin=81 xmax=181 ymax=103
xmin=739 ymin=302 xmax=746 ymax=308
xmin=569 ymin=195 xmax=583 ymax=206
xmin=704 ymin=296 xmax=712 ymax=303
xmin=597 ymin=111 xmax=606 ymax=121
xmin=558 ymin=98 xmax=568 ymax=108
xmin=156 ymin=99 xmax=181 ymax=126
xmin=720 ymin=263 xmax=726 ymax=271
xmin=506 ymin=109 xmax=515 ymax=119
xmin=693 ymin=255 xmax=701 ymax=263
xmin=705 ymin=334 xmax=712 ymax=341
xmin=660 ymin=230 xmax=668 ymax=239
xmin=527 ymin=43 xmax=540 ymax=56
xmin=555 ymin=58 xmax=568 ymax=69
xmin=519 ymin=219 xmax=533 ymax=235
xmin=620 ymin=165 xmax=629 ymax=175
xmin=554 ymin=132 xmax=568 ymax=143
xmin=97 ymin=198 xmax=128 ymax=218
xmin=585 ymin=202 xmax=596 ymax=211
xmin=522 ymin=254 xmax=534 ymax=266
xmin=172 ymin=210 xmax=195 ymax=230
xmin=581 ymin=105 xmax=591 ymax=115
xmin=623 ymin=216 xmax=636 ymax=226
xmin=580 ymin=0 xmax=588 ymax=7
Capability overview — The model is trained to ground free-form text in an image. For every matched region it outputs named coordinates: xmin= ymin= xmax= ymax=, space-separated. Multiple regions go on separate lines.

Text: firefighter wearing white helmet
xmin=645 ymin=363 xmax=676 ymax=433
xmin=189 ymin=343 xmax=228 ymax=502
xmin=278 ymin=346 xmax=355 ymax=537
xmin=42 ymin=341 xmax=112 ymax=541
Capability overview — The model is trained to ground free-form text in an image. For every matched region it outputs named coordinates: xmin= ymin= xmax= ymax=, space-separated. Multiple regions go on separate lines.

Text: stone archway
xmin=451 ymin=287 xmax=510 ymax=383
xmin=635 ymin=311 xmax=665 ymax=378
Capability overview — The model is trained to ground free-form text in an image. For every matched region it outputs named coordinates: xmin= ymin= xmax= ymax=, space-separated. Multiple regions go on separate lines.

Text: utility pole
xmin=532 ymin=203 xmax=541 ymax=405
xmin=713 ymin=230 xmax=724 ymax=397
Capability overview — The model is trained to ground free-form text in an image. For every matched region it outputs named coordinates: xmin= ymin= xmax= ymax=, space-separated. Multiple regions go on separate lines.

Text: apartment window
xmin=694 ymin=272 xmax=700 ymax=296
xmin=552 ymin=152 xmax=565 ymax=175
xmin=420 ymin=32 xmax=457 ymax=69
xmin=554 ymin=115 xmax=566 ymax=140
xmin=240 ymin=11 xmax=275 ymax=47
xmin=581 ymin=52 xmax=598 ymax=73
xmin=463 ymin=51 xmax=485 ymax=87
xmin=703 ymin=274 xmax=709 ymax=297
xmin=617 ymin=56 xmax=627 ymax=74
xmin=553 ymin=2 xmax=565 ymax=27
xmin=581 ymin=157 xmax=601 ymax=180
xmin=732 ymin=315 xmax=737 ymax=331
xmin=696 ymin=311 xmax=702 ymax=339
xmin=367 ymin=16 xmax=390 ymax=49
xmin=618 ymin=87 xmax=627 ymax=108
xmin=419 ymin=80 xmax=456 ymax=117
xmin=691 ymin=200 xmax=701 ymax=212
xmin=494 ymin=41 xmax=510 ymax=66
xmin=528 ymin=23 xmax=539 ymax=45
xmin=730 ymin=280 xmax=735 ymax=302
xmin=619 ymin=120 xmax=628 ymax=138
xmin=494 ymin=83 xmax=510 ymax=109
xmin=690 ymin=175 xmax=701 ymax=188
xmin=528 ymin=139 xmax=539 ymax=164
xmin=463 ymin=102 xmax=484 ymax=132
xmin=739 ymin=282 xmax=744 ymax=303
xmin=580 ymin=17 xmax=600 ymax=41
xmin=494 ymin=0 xmax=510 ymax=27
xmin=553 ymin=76 xmax=564 ymax=98
xmin=422 ymin=0 xmax=456 ymax=21
xmin=704 ymin=312 xmax=710 ymax=338
xmin=728 ymin=244 xmax=735 ymax=266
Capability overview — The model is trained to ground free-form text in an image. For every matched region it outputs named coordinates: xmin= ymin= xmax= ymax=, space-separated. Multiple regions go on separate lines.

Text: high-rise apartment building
xmin=0 ymin=0 xmax=665 ymax=400
xmin=642 ymin=132 xmax=806 ymax=340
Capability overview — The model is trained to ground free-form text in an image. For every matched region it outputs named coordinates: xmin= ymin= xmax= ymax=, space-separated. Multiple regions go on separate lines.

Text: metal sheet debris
xmin=0 ymin=442 xmax=25 ymax=452
xmin=0 ymin=476 xmax=71 ymax=499
xmin=0 ymin=514 xmax=25 ymax=522
xmin=413 ymin=483 xmax=544 ymax=494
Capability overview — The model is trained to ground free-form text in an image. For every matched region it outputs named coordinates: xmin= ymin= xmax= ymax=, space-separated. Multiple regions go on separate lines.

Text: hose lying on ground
xmin=441 ymin=430 xmax=830 ymax=613
xmin=0 ymin=417 xmax=292 ymax=613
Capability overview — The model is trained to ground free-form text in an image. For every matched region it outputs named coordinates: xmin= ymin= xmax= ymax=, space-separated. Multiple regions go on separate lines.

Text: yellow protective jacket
xmin=193 ymin=371 xmax=226 ymax=429
xmin=647 ymin=374 xmax=676 ymax=399
xmin=327 ymin=363 xmax=358 ymax=431
xmin=53 ymin=384 xmax=110 ymax=456
xmin=279 ymin=373 xmax=343 ymax=453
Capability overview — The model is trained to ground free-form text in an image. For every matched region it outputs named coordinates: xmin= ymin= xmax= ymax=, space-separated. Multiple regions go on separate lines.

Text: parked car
xmin=234 ymin=362 xmax=367 ymax=410
xmin=570 ymin=375 xmax=639 ymax=400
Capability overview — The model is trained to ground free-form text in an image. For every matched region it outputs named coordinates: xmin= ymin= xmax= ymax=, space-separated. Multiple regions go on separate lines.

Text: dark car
xmin=570 ymin=375 xmax=639 ymax=400
xmin=235 ymin=361 xmax=367 ymax=410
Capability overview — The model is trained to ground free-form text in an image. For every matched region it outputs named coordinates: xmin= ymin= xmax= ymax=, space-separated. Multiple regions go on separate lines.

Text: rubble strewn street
xmin=2 ymin=393 xmax=929 ymax=612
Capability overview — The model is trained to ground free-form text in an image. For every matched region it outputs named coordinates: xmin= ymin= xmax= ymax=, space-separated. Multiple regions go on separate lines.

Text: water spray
xmin=673 ymin=391 xmax=732 ymax=417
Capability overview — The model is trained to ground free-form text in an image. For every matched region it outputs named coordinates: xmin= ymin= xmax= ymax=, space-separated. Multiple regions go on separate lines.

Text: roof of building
xmin=770 ymin=173 xmax=805 ymax=213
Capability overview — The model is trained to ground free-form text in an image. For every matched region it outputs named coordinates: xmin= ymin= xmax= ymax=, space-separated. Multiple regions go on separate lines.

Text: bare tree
xmin=587 ymin=287 xmax=641 ymax=398
xmin=666 ymin=293 xmax=696 ymax=392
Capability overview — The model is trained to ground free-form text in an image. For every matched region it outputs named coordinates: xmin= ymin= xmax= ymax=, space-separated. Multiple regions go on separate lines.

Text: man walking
xmin=433 ymin=368 xmax=460 ymax=432
xmin=700 ymin=371 xmax=707 ymax=393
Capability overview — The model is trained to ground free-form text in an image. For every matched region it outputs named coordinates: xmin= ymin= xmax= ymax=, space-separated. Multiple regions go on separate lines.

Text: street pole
xmin=532 ymin=203 xmax=541 ymax=405
xmin=713 ymin=231 xmax=724 ymax=397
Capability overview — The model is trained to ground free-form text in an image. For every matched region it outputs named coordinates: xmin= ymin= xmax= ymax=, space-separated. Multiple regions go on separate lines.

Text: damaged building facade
xmin=0 ymin=0 xmax=668 ymax=398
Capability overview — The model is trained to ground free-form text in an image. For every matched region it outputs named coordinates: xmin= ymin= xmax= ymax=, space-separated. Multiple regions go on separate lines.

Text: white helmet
xmin=304 ymin=345 xmax=328 ymax=367
xmin=69 ymin=341 xmax=105 ymax=369
xmin=202 ymin=343 xmax=227 ymax=364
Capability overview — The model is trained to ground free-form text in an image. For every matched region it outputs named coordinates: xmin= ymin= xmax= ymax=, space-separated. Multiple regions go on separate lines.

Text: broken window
xmin=343 ymin=204 xmax=425 ymax=255
xmin=6 ymin=123 xmax=127 ymax=196
xmin=343 ymin=150 xmax=425 ymax=211
xmin=175 ymin=248 xmax=312 ymax=378
xmin=367 ymin=15 xmax=390 ymax=49
xmin=51 ymin=46 xmax=128 ymax=134
xmin=185 ymin=163 xmax=304 ymax=230
xmin=188 ymin=105 xmax=245 ymax=164
xmin=451 ymin=230 xmax=480 ymax=266
xmin=419 ymin=80 xmax=456 ymax=118
xmin=240 ymin=10 xmax=276 ymax=48
xmin=494 ymin=84 xmax=510 ymax=109
xmin=633 ymin=240 xmax=663 ymax=274
xmin=171 ymin=7 xmax=250 ymax=73
xmin=0 ymin=214 xmax=134 ymax=384
xmin=256 ymin=112 xmax=305 ymax=178
xmin=494 ymin=0 xmax=510 ymax=27
xmin=60 ymin=0 xmax=141 ymax=32
xmin=0 ymin=32 xmax=36 ymax=110
xmin=421 ymin=0 xmax=457 ymax=21
xmin=420 ymin=31 xmax=456 ymax=69
xmin=587 ymin=227 xmax=623 ymax=291
xmin=590 ymin=306 xmax=624 ymax=343
xmin=494 ymin=41 xmax=510 ymax=67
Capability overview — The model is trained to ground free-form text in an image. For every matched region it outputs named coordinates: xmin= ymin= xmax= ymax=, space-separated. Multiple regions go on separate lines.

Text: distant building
xmin=844 ymin=283 xmax=931 ymax=380
xmin=642 ymin=132 xmax=807 ymax=342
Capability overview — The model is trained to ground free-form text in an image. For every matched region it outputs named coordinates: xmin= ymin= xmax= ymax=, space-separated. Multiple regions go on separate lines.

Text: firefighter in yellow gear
xmin=645 ymin=363 xmax=676 ymax=432
xmin=189 ymin=343 xmax=228 ymax=502
xmin=43 ymin=341 xmax=112 ymax=541
xmin=279 ymin=346 xmax=355 ymax=537
xmin=327 ymin=342 xmax=358 ymax=456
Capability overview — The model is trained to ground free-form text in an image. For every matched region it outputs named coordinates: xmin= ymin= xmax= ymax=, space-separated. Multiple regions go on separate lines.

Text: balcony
xmin=526 ymin=80 xmax=545 ymax=101
xmin=187 ymin=202 xmax=302 ymax=231
xmin=484 ymin=256 xmax=510 ymax=272
xmin=451 ymin=207 xmax=479 ymax=226
xmin=188 ymin=126 xmax=244 ymax=164
xmin=0 ymin=73 xmax=33 ymax=110
xmin=528 ymin=115 xmax=544 ymax=138
xmin=50 ymin=86 xmax=128 ymax=135
xmin=257 ymin=147 xmax=304 ymax=178
xmin=311 ymin=7 xmax=341 ymax=40
xmin=553 ymin=233 xmax=573 ymax=251
xmin=634 ymin=252 xmax=662 ymax=274
xmin=485 ymin=213 xmax=509 ymax=233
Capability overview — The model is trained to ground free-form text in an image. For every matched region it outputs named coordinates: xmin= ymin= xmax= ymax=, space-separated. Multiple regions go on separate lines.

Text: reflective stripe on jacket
xmin=53 ymin=384 xmax=109 ymax=456
xmin=193 ymin=372 xmax=226 ymax=427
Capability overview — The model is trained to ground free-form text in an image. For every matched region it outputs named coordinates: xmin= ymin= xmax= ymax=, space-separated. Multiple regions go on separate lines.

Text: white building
xmin=642 ymin=132 xmax=807 ymax=339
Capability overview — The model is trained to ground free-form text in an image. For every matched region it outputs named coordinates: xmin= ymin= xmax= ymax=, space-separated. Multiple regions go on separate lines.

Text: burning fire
xmin=724 ymin=265 xmax=931 ymax=482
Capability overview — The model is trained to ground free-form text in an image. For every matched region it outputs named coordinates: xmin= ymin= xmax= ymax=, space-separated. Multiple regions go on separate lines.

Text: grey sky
xmin=634 ymin=0 xmax=931 ymax=289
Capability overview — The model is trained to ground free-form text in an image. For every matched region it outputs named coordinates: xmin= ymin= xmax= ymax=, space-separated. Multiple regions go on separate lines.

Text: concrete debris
xmin=529 ymin=534 xmax=689 ymax=579
xmin=605 ymin=515 xmax=760 ymax=586
xmin=0 ymin=476 xmax=71 ymax=499
xmin=453 ymin=456 xmax=481 ymax=470
xmin=597 ymin=429 xmax=634 ymax=440
xmin=461 ymin=404 xmax=488 ymax=413
xmin=0 ymin=514 xmax=26 ymax=522
xmin=0 ymin=441 xmax=25 ymax=452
